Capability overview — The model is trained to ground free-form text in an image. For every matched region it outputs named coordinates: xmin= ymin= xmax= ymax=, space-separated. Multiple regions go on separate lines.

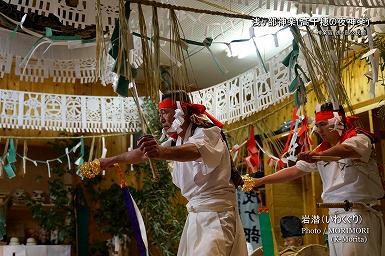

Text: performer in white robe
xmin=296 ymin=134 xmax=384 ymax=256
xmin=164 ymin=124 xmax=247 ymax=255
xmin=250 ymin=102 xmax=385 ymax=256
xmin=100 ymin=90 xmax=248 ymax=256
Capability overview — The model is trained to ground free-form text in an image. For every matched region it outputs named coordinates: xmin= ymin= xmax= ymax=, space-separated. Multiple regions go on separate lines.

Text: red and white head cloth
xmin=158 ymin=98 xmax=224 ymax=141
xmin=314 ymin=104 xmax=344 ymax=136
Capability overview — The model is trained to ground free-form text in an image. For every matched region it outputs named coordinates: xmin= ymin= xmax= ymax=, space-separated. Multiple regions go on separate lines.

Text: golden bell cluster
xmin=241 ymin=174 xmax=257 ymax=192
xmin=80 ymin=159 xmax=101 ymax=179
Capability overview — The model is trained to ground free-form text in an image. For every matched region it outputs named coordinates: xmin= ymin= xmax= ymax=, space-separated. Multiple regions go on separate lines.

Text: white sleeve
xmin=161 ymin=139 xmax=173 ymax=147
xmin=295 ymin=160 xmax=318 ymax=172
xmin=186 ymin=126 xmax=225 ymax=174
xmin=342 ymin=134 xmax=372 ymax=163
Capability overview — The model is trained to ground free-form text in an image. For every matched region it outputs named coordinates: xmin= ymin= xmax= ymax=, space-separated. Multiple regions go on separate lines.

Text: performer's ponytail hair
xmin=318 ymin=102 xmax=347 ymax=126
xmin=161 ymin=90 xmax=191 ymax=103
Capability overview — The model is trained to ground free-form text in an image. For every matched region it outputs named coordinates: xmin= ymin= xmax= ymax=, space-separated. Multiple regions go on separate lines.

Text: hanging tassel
xmin=65 ymin=147 xmax=72 ymax=170
xmin=101 ymin=136 xmax=107 ymax=175
xmin=46 ymin=160 xmax=51 ymax=178
xmin=23 ymin=140 xmax=28 ymax=176
xmin=72 ymin=141 xmax=82 ymax=153
xmin=75 ymin=138 xmax=85 ymax=177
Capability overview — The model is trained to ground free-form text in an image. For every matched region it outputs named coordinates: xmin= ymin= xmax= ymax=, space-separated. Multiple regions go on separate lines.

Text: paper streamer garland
xmin=1 ymin=138 xmax=90 ymax=178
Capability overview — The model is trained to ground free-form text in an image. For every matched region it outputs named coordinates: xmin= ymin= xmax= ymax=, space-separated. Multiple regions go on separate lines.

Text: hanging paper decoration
xmin=6 ymin=138 xmax=16 ymax=163
xmin=282 ymin=39 xmax=309 ymax=107
xmin=249 ymin=27 xmax=268 ymax=73
xmin=296 ymin=115 xmax=312 ymax=153
xmin=281 ymin=108 xmax=313 ymax=163
xmin=267 ymin=157 xmax=286 ymax=171
xmin=4 ymin=138 xmax=17 ymax=179
xmin=0 ymin=135 xmax=129 ymax=179
xmin=244 ymin=126 xmax=260 ymax=173
xmin=65 ymin=147 xmax=72 ymax=170
xmin=234 ymin=133 xmax=285 ymax=173
xmin=281 ymin=108 xmax=299 ymax=163
xmin=22 ymin=140 xmax=28 ymax=175
xmin=18 ymin=27 xmax=83 ymax=76
xmin=203 ymin=37 xmax=229 ymax=74
xmin=363 ymin=25 xmax=379 ymax=98
xmin=101 ymin=136 xmax=107 ymax=175
xmin=46 ymin=160 xmax=51 ymax=178
xmin=0 ymin=89 xmax=141 ymax=133
xmin=75 ymin=138 xmax=85 ymax=177
xmin=231 ymin=143 xmax=242 ymax=163
xmin=0 ymin=28 xmax=305 ymax=128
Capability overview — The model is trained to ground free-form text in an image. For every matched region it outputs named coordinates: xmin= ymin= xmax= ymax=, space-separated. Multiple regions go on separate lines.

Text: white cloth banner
xmin=237 ymin=190 xmax=262 ymax=253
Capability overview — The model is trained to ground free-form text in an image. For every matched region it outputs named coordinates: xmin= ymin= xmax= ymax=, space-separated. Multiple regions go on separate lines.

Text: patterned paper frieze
xmin=0 ymin=89 xmax=141 ymax=133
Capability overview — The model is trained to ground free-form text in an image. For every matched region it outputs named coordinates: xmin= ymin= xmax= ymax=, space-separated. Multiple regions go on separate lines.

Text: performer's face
xmin=315 ymin=120 xmax=340 ymax=142
xmin=159 ymin=108 xmax=175 ymax=131
xmin=283 ymin=236 xmax=303 ymax=247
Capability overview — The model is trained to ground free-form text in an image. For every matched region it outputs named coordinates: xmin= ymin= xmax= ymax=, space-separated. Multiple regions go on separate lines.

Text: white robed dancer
xmin=100 ymin=90 xmax=248 ymax=256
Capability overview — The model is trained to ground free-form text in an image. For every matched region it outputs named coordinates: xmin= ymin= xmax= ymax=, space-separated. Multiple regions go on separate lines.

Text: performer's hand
xmin=99 ymin=157 xmax=114 ymax=169
xmin=297 ymin=151 xmax=318 ymax=163
xmin=252 ymin=178 xmax=263 ymax=190
xmin=137 ymin=135 xmax=163 ymax=159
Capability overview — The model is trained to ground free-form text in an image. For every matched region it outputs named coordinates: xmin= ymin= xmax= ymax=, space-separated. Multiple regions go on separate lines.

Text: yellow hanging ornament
xmin=80 ymin=159 xmax=101 ymax=179
xmin=241 ymin=174 xmax=258 ymax=192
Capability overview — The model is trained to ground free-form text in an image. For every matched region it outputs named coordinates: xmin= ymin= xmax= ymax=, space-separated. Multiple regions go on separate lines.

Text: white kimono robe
xmin=296 ymin=134 xmax=385 ymax=256
xmin=163 ymin=124 xmax=248 ymax=256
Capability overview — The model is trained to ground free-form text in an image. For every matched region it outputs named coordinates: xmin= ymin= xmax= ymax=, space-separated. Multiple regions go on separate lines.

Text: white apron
xmin=177 ymin=195 xmax=248 ymax=256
